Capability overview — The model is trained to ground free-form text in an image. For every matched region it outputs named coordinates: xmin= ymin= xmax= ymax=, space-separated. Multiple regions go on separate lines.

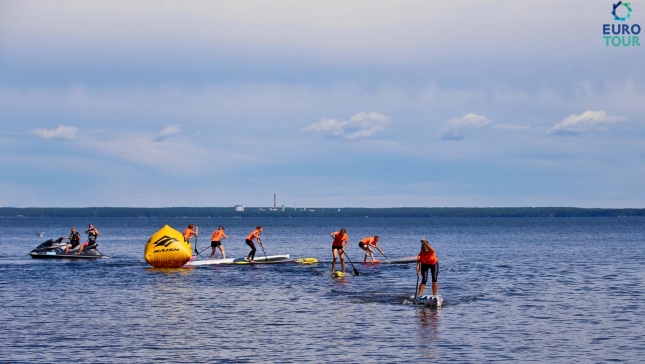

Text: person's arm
xmin=330 ymin=232 xmax=335 ymax=238
xmin=375 ymin=245 xmax=384 ymax=254
xmin=257 ymin=233 xmax=262 ymax=246
xmin=94 ymin=228 xmax=100 ymax=236
xmin=223 ymin=232 xmax=228 ymax=240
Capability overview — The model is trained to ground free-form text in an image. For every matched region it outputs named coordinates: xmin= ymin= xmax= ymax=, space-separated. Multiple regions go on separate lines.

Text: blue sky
xmin=1 ymin=0 xmax=644 ymax=208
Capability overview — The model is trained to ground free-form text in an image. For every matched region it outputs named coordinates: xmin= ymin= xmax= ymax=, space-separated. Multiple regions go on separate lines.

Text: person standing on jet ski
xmin=64 ymin=227 xmax=82 ymax=254
xmin=79 ymin=223 xmax=100 ymax=254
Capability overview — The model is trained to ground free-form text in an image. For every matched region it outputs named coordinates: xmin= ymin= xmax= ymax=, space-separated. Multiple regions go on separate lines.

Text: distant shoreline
xmin=1 ymin=207 xmax=644 ymax=218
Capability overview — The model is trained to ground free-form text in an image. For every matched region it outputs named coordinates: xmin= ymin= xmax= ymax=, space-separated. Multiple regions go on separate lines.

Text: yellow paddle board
xmin=296 ymin=258 xmax=318 ymax=264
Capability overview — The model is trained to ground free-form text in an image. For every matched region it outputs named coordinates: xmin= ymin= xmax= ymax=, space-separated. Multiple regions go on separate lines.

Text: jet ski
xmin=29 ymin=237 xmax=108 ymax=259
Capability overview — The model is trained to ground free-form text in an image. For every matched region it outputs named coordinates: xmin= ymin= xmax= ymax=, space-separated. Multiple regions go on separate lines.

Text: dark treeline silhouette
xmin=1 ymin=207 xmax=644 ymax=218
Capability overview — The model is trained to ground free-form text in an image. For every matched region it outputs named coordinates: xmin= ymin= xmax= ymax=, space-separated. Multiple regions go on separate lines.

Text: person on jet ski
xmin=79 ymin=223 xmax=100 ymax=254
xmin=64 ymin=227 xmax=82 ymax=254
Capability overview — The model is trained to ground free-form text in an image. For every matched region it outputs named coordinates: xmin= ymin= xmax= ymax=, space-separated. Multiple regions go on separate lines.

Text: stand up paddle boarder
xmin=210 ymin=226 xmax=228 ymax=259
xmin=330 ymin=228 xmax=349 ymax=273
xmin=416 ymin=238 xmax=439 ymax=297
xmin=358 ymin=236 xmax=384 ymax=262
xmin=183 ymin=224 xmax=198 ymax=242
xmin=245 ymin=226 xmax=263 ymax=262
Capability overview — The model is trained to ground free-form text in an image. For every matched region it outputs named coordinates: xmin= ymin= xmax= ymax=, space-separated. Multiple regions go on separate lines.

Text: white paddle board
xmin=186 ymin=254 xmax=290 ymax=266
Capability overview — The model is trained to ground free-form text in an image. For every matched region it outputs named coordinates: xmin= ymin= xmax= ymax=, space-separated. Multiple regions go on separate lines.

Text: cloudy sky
xmin=1 ymin=0 xmax=644 ymax=207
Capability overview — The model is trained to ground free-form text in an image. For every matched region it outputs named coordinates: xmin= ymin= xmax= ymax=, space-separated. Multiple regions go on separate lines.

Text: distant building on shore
xmin=234 ymin=205 xmax=244 ymax=212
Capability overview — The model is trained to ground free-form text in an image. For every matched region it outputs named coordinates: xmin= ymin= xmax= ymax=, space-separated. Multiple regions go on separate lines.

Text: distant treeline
xmin=1 ymin=207 xmax=644 ymax=218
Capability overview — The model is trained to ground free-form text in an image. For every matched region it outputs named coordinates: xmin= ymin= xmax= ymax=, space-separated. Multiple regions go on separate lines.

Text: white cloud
xmin=439 ymin=113 xmax=491 ymax=140
xmin=302 ymin=112 xmax=390 ymax=139
xmin=547 ymin=110 xmax=624 ymax=135
xmin=30 ymin=125 xmax=79 ymax=140
xmin=155 ymin=123 xmax=182 ymax=141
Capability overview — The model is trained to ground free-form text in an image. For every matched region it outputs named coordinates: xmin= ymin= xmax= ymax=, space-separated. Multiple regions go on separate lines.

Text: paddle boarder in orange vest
xmin=245 ymin=226 xmax=263 ymax=262
xmin=330 ymin=228 xmax=349 ymax=273
xmin=416 ymin=238 xmax=439 ymax=296
xmin=210 ymin=226 xmax=228 ymax=259
xmin=358 ymin=236 xmax=384 ymax=262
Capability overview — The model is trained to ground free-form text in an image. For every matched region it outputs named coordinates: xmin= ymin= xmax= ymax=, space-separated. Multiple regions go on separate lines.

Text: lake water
xmin=1 ymin=217 xmax=644 ymax=362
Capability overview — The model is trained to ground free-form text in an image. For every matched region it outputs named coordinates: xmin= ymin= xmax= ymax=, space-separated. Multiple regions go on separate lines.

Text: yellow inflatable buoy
xmin=144 ymin=225 xmax=192 ymax=268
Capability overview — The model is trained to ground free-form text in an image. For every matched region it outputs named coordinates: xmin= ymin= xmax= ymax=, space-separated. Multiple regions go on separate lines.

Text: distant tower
xmin=235 ymin=205 xmax=244 ymax=212
xmin=274 ymin=193 xmax=276 ymax=209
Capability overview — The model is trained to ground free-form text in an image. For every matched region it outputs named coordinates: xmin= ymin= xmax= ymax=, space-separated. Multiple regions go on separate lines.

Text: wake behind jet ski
xmin=29 ymin=237 xmax=108 ymax=259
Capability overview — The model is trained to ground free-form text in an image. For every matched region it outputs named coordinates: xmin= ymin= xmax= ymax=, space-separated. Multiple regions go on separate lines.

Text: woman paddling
xmin=358 ymin=236 xmax=384 ymax=262
xmin=330 ymin=228 xmax=349 ymax=273
xmin=210 ymin=226 xmax=228 ymax=259
xmin=416 ymin=238 xmax=439 ymax=297
xmin=183 ymin=224 xmax=197 ymax=242
xmin=245 ymin=226 xmax=263 ymax=262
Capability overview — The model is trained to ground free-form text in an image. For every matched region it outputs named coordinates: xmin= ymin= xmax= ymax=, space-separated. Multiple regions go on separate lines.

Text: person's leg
xmin=369 ymin=248 xmax=375 ymax=261
xmin=332 ymin=248 xmax=338 ymax=272
xmin=431 ymin=262 xmax=439 ymax=295
xmin=219 ymin=245 xmax=226 ymax=259
xmin=77 ymin=243 xmax=85 ymax=254
xmin=249 ymin=243 xmax=256 ymax=261
xmin=246 ymin=240 xmax=253 ymax=260
xmin=210 ymin=245 xmax=216 ymax=259
xmin=340 ymin=252 xmax=346 ymax=273
xmin=418 ymin=264 xmax=429 ymax=296
xmin=64 ymin=244 xmax=71 ymax=254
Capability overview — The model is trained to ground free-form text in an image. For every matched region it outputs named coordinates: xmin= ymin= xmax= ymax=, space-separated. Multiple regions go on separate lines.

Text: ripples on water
xmin=1 ymin=217 xmax=644 ymax=362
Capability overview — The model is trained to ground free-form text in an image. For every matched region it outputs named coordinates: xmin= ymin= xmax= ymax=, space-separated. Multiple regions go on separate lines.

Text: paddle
xmin=414 ymin=273 xmax=420 ymax=304
xmin=191 ymin=226 xmax=199 ymax=254
xmin=259 ymin=241 xmax=268 ymax=261
xmin=341 ymin=249 xmax=360 ymax=276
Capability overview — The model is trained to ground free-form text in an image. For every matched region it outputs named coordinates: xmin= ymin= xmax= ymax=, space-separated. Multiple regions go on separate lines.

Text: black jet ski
xmin=29 ymin=237 xmax=108 ymax=259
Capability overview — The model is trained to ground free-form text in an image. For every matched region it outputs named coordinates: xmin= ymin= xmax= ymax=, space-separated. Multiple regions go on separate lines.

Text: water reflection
xmin=145 ymin=267 xmax=195 ymax=275
xmin=416 ymin=307 xmax=441 ymax=360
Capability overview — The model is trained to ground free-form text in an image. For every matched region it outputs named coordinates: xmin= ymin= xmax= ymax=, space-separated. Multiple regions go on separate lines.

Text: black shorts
xmin=70 ymin=241 xmax=80 ymax=249
xmin=359 ymin=242 xmax=369 ymax=249
xmin=211 ymin=241 xmax=222 ymax=248
xmin=332 ymin=245 xmax=344 ymax=251
xmin=420 ymin=263 xmax=439 ymax=284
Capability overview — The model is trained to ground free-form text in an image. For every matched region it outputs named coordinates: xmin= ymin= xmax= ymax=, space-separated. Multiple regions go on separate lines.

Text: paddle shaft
xmin=341 ymin=249 xmax=360 ymax=276
xmin=195 ymin=226 xmax=198 ymax=252
xmin=260 ymin=241 xmax=268 ymax=260
xmin=414 ymin=274 xmax=420 ymax=304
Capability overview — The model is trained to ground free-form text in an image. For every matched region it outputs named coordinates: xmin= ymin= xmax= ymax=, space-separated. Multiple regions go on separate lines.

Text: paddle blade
xmin=353 ymin=267 xmax=360 ymax=276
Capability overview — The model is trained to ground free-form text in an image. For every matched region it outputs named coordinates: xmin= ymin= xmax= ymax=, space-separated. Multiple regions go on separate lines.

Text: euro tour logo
xmin=603 ymin=1 xmax=641 ymax=46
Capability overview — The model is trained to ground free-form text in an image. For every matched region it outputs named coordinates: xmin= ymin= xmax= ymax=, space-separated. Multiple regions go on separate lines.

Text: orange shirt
xmin=331 ymin=231 xmax=348 ymax=247
xmin=360 ymin=237 xmax=378 ymax=246
xmin=247 ymin=229 xmax=261 ymax=241
xmin=183 ymin=228 xmax=195 ymax=240
xmin=417 ymin=250 xmax=438 ymax=265
xmin=211 ymin=230 xmax=227 ymax=241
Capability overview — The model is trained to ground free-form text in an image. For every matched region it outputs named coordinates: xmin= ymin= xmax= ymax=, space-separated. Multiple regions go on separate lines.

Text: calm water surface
xmin=1 ymin=217 xmax=644 ymax=362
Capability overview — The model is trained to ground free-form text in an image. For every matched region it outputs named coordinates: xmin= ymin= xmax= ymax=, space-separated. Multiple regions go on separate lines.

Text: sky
xmin=0 ymin=0 xmax=644 ymax=208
